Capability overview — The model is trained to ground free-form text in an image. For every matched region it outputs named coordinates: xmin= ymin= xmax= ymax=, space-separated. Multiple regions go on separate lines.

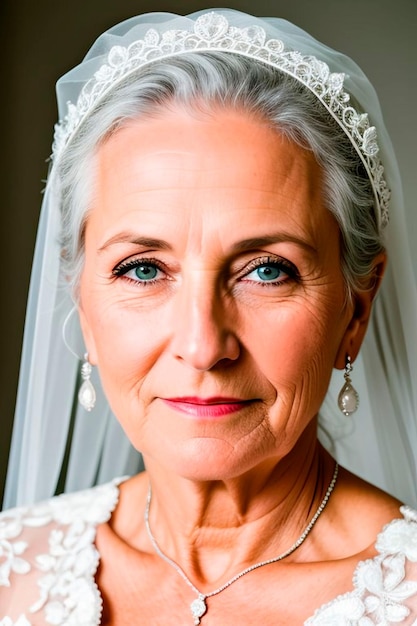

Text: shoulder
xmin=326 ymin=466 xmax=407 ymax=556
xmin=0 ymin=479 xmax=123 ymax=624
xmin=354 ymin=506 xmax=417 ymax=620
xmin=0 ymin=479 xmax=123 ymax=571
xmin=1 ymin=477 xmax=124 ymax=526
xmin=307 ymin=506 xmax=417 ymax=624
xmin=374 ymin=504 xmax=417 ymax=560
xmin=1 ymin=477 xmax=124 ymax=525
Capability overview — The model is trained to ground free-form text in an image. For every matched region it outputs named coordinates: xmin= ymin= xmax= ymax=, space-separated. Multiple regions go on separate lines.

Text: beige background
xmin=1 ymin=0 xmax=416 ymax=504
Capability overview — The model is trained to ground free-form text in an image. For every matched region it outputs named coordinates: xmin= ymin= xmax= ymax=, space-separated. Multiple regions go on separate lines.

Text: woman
xmin=1 ymin=9 xmax=417 ymax=625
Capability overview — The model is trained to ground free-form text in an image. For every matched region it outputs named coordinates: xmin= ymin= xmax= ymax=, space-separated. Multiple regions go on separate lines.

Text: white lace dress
xmin=1 ymin=479 xmax=417 ymax=625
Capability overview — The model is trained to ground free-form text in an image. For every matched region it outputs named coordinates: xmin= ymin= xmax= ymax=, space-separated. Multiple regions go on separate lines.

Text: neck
xmin=139 ymin=433 xmax=335 ymax=587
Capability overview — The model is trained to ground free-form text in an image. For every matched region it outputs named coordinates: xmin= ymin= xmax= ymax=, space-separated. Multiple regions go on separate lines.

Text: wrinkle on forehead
xmin=89 ymin=106 xmax=329 ymax=259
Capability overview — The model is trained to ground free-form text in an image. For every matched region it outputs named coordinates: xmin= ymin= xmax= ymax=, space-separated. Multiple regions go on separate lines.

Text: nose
xmin=169 ymin=275 xmax=240 ymax=371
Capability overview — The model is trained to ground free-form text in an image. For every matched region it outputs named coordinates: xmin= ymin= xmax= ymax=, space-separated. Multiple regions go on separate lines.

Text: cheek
xmin=249 ymin=300 xmax=347 ymax=412
xmin=80 ymin=291 xmax=171 ymax=409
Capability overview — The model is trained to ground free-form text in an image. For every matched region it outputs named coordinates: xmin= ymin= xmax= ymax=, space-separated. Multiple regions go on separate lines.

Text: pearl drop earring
xmin=337 ymin=355 xmax=359 ymax=415
xmin=78 ymin=353 xmax=96 ymax=411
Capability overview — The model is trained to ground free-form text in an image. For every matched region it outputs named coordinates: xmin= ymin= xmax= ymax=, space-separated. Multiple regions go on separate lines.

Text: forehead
xmin=89 ymin=106 xmax=336 ymax=247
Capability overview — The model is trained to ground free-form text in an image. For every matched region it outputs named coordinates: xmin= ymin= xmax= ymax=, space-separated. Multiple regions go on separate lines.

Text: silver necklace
xmin=145 ymin=462 xmax=338 ymax=625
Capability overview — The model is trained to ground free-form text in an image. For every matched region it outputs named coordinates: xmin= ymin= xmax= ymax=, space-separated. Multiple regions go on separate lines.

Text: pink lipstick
xmin=161 ymin=396 xmax=252 ymax=418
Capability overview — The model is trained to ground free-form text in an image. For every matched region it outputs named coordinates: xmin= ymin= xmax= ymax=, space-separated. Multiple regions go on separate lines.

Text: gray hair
xmin=56 ymin=52 xmax=384 ymax=299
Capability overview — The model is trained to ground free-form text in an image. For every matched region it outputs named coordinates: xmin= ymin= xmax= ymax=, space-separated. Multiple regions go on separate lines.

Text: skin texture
xmin=80 ymin=107 xmax=363 ymax=478
xmin=78 ymin=107 xmax=393 ymax=624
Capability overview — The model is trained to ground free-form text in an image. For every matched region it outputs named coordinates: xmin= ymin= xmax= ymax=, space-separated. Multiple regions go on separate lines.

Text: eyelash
xmin=112 ymin=257 xmax=168 ymax=286
xmin=239 ymin=256 xmax=299 ymax=286
xmin=111 ymin=255 xmax=299 ymax=287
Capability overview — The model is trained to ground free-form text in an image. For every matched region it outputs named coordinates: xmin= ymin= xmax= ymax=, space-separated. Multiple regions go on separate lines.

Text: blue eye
xmin=245 ymin=262 xmax=289 ymax=284
xmin=241 ymin=256 xmax=299 ymax=286
xmin=250 ymin=265 xmax=284 ymax=282
xmin=132 ymin=264 xmax=159 ymax=281
xmin=112 ymin=259 xmax=165 ymax=284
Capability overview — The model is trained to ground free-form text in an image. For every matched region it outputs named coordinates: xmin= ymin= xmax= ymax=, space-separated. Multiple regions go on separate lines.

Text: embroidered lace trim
xmin=52 ymin=12 xmax=390 ymax=227
xmin=0 ymin=480 xmax=122 ymax=626
xmin=306 ymin=505 xmax=417 ymax=624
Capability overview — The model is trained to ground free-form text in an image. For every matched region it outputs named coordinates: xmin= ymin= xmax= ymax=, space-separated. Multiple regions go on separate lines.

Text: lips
xmin=161 ymin=396 xmax=254 ymax=418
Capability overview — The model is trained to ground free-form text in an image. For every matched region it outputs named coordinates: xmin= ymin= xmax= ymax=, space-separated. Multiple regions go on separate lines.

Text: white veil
xmin=4 ymin=9 xmax=417 ymax=509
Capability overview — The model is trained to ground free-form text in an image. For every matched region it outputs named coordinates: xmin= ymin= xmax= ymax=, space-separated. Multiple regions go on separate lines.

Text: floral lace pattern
xmin=1 ymin=485 xmax=417 ymax=625
xmin=0 ymin=481 xmax=121 ymax=626
xmin=306 ymin=506 xmax=417 ymax=625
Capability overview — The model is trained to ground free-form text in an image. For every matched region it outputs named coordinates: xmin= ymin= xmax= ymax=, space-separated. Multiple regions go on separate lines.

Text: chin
xmin=146 ymin=436 xmax=269 ymax=482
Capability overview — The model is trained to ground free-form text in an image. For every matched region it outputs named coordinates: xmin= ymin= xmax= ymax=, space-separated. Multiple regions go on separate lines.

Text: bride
xmin=1 ymin=9 xmax=417 ymax=625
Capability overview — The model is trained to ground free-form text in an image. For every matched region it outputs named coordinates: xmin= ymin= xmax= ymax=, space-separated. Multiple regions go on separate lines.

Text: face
xmin=79 ymin=106 xmax=358 ymax=480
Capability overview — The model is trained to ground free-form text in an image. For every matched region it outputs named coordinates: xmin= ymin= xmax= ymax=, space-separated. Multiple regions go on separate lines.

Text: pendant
xmin=337 ymin=381 xmax=359 ymax=415
xmin=78 ymin=379 xmax=96 ymax=412
xmin=190 ymin=595 xmax=207 ymax=624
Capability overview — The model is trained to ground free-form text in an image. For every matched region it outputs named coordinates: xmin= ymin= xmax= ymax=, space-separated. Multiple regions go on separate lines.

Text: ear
xmin=334 ymin=252 xmax=387 ymax=370
xmin=78 ymin=304 xmax=98 ymax=365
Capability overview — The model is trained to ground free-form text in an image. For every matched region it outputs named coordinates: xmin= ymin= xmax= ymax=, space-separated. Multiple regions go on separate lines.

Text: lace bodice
xmin=1 ymin=480 xmax=417 ymax=625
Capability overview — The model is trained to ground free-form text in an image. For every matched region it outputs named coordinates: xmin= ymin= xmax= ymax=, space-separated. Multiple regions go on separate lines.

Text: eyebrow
xmin=230 ymin=234 xmax=317 ymax=255
xmin=99 ymin=232 xmax=173 ymax=252
xmin=98 ymin=231 xmax=317 ymax=256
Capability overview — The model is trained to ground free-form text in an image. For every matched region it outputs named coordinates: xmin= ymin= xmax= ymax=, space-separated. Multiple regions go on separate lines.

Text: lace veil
xmin=4 ymin=9 xmax=417 ymax=509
